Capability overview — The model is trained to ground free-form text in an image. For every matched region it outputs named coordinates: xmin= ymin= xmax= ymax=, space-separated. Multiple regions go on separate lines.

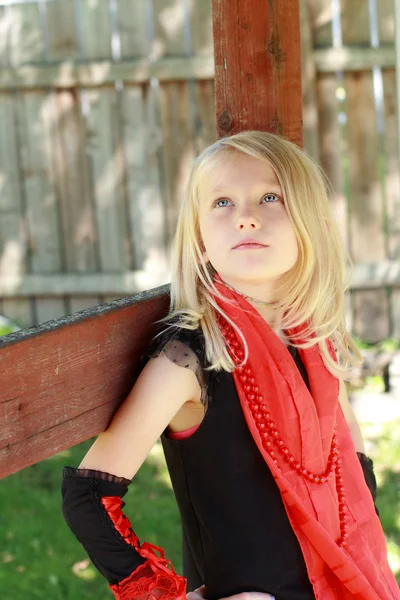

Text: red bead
xmin=261 ymin=432 xmax=269 ymax=440
xmin=254 ymin=412 xmax=263 ymax=420
xmin=295 ymin=462 xmax=301 ymax=470
xmin=282 ymin=448 xmax=289 ymax=454
xmin=314 ymin=476 xmax=320 ymax=483
xmin=288 ymin=456 xmax=295 ymax=463
xmin=263 ymin=440 xmax=272 ymax=448
xmin=267 ymin=420 xmax=275 ymax=429
xmin=256 ymin=394 xmax=264 ymax=402
xmin=277 ymin=440 xmax=284 ymax=447
xmin=320 ymin=477 xmax=327 ymax=483
xmin=245 ymin=367 xmax=251 ymax=375
xmin=253 ymin=386 xmax=259 ymax=393
xmin=248 ymin=394 xmax=255 ymax=401
xmin=259 ymin=423 xmax=266 ymax=430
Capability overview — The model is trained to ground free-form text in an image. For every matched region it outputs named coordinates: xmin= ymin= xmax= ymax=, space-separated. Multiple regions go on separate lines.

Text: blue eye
xmin=262 ymin=193 xmax=279 ymax=203
xmin=214 ymin=199 xmax=232 ymax=208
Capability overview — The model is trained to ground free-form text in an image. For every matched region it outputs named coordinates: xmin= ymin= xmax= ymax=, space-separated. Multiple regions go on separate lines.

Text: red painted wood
xmin=0 ymin=288 xmax=169 ymax=479
xmin=212 ymin=0 xmax=303 ymax=145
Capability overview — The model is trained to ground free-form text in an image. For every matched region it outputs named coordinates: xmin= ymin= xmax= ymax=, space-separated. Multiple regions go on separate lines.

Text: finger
xmin=187 ymin=585 xmax=207 ymax=600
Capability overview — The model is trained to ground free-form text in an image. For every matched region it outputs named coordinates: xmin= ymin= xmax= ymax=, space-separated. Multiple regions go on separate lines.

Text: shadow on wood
xmin=0 ymin=285 xmax=170 ymax=479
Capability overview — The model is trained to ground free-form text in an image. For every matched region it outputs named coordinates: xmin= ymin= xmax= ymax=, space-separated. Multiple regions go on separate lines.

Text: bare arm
xmin=78 ymin=350 xmax=201 ymax=477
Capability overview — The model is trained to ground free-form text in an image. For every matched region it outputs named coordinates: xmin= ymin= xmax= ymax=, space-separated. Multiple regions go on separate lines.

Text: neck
xmin=217 ymin=274 xmax=285 ymax=336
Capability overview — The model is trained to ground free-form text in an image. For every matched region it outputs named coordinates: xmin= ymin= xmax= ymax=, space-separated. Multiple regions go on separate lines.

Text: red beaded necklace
xmin=217 ymin=315 xmax=349 ymax=548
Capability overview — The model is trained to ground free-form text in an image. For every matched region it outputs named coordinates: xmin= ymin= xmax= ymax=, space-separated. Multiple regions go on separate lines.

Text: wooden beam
xmin=212 ymin=0 xmax=303 ymax=143
xmin=0 ymin=47 xmax=395 ymax=91
xmin=0 ymin=285 xmax=170 ymax=479
xmin=0 ymin=261 xmax=399 ymax=298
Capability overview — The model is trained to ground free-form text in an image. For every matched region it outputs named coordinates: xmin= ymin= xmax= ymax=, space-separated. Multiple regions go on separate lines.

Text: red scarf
xmin=212 ymin=275 xmax=400 ymax=600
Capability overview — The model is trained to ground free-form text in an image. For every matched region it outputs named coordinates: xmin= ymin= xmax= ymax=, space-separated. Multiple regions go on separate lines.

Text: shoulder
xmin=143 ymin=319 xmax=205 ymax=364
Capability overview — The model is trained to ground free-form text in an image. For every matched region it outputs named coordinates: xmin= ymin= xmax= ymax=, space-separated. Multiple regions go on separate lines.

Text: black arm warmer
xmin=61 ymin=467 xmax=147 ymax=585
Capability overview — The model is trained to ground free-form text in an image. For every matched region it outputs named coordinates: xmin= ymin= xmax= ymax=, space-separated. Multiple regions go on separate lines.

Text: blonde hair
xmin=155 ymin=130 xmax=363 ymax=380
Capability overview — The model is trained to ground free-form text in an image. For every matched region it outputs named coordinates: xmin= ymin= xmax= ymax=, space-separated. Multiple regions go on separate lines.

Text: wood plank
xmin=212 ymin=0 xmax=303 ymax=142
xmin=19 ymin=91 xmax=66 ymax=324
xmin=0 ymin=287 xmax=170 ymax=479
xmin=193 ymin=80 xmax=216 ymax=154
xmin=380 ymin=0 xmax=400 ymax=339
xmin=0 ymin=263 xmax=397 ymax=297
xmin=122 ymin=84 xmax=168 ymax=273
xmin=342 ymin=1 xmax=390 ymax=343
xmin=151 ymin=0 xmax=187 ymax=56
xmin=345 ymin=70 xmax=389 ymax=342
xmin=51 ymin=89 xmax=98 ymax=272
xmin=117 ymin=0 xmax=150 ymax=58
xmin=45 ymin=0 xmax=78 ymax=62
xmin=311 ymin=0 xmax=348 ymax=252
xmin=50 ymin=88 xmax=101 ymax=314
xmin=0 ymin=57 xmax=215 ymax=89
xmin=85 ymin=88 xmax=130 ymax=271
xmin=7 ymin=2 xmax=44 ymax=66
xmin=0 ymin=91 xmax=33 ymax=327
xmin=189 ymin=3 xmax=216 ymax=155
xmin=158 ymin=81 xmax=196 ymax=244
xmin=0 ymin=6 xmax=10 ymax=68
xmin=190 ymin=0 xmax=213 ymax=57
xmin=0 ymin=47 xmax=397 ymax=90
xmin=300 ymin=0 xmax=319 ymax=162
xmin=79 ymin=0 xmax=113 ymax=60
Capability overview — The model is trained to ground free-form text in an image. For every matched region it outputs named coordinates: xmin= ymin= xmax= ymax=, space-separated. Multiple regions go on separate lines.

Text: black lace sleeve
xmin=141 ymin=323 xmax=211 ymax=412
xmin=63 ymin=466 xmax=132 ymax=487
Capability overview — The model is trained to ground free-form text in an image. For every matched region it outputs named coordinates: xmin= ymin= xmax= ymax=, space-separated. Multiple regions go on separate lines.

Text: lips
xmin=233 ymin=239 xmax=269 ymax=249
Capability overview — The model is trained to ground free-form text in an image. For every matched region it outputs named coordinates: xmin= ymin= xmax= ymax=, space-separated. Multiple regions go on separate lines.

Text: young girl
xmin=61 ymin=131 xmax=400 ymax=600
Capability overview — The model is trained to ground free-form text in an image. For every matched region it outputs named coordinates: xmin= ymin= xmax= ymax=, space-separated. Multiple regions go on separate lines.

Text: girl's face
xmin=198 ymin=152 xmax=299 ymax=296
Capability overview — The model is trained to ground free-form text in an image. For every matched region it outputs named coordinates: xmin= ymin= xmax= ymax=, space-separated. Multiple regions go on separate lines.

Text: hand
xmin=187 ymin=585 xmax=275 ymax=600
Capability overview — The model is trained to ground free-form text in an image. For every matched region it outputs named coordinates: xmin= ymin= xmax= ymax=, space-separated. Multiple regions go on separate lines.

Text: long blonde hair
xmin=155 ymin=130 xmax=363 ymax=380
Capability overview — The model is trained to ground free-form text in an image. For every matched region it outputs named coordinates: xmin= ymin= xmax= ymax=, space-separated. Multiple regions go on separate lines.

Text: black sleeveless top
xmin=144 ymin=323 xmax=316 ymax=600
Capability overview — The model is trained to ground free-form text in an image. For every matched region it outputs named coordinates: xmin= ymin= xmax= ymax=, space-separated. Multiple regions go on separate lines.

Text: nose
xmin=235 ymin=210 xmax=261 ymax=230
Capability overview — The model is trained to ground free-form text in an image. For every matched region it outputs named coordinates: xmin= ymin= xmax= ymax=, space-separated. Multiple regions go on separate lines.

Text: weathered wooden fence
xmin=0 ymin=0 xmax=399 ymax=343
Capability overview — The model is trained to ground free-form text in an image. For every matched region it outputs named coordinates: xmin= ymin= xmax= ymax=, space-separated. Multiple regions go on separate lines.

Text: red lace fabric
xmin=101 ymin=496 xmax=187 ymax=600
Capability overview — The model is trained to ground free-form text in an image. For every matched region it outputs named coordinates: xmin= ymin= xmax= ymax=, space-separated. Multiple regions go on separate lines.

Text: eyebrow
xmin=210 ymin=184 xmax=282 ymax=195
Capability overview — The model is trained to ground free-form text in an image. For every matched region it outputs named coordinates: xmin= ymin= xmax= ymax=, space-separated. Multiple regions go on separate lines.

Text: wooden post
xmin=0 ymin=0 xmax=304 ymax=478
xmin=212 ymin=0 xmax=303 ymax=146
